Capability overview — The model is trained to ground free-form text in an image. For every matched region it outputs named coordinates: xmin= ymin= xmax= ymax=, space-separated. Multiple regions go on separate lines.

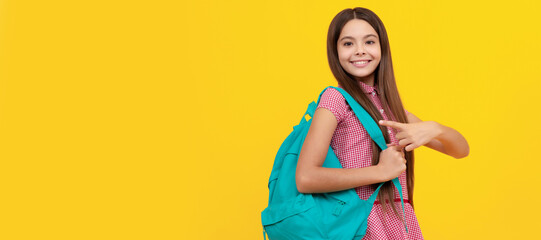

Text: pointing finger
xmin=378 ymin=120 xmax=405 ymax=130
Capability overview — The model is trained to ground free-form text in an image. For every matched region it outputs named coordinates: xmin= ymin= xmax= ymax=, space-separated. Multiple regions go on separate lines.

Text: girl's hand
xmin=378 ymin=120 xmax=442 ymax=152
xmin=377 ymin=144 xmax=406 ymax=181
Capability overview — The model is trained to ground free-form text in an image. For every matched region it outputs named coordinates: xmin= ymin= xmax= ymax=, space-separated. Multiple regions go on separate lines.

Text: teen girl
xmin=296 ymin=7 xmax=469 ymax=239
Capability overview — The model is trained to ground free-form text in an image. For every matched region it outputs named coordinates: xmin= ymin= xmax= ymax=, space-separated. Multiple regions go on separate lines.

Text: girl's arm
xmin=379 ymin=112 xmax=469 ymax=159
xmin=296 ymin=108 xmax=406 ymax=193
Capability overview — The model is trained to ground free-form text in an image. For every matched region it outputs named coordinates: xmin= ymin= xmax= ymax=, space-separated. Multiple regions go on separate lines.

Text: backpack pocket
xmin=262 ymin=194 xmax=328 ymax=239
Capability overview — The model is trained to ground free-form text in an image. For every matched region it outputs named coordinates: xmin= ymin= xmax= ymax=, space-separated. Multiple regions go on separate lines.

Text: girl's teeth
xmin=354 ymin=61 xmax=368 ymax=64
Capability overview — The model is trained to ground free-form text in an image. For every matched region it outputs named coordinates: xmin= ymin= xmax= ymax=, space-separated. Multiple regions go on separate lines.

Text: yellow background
xmin=1 ymin=0 xmax=540 ymax=239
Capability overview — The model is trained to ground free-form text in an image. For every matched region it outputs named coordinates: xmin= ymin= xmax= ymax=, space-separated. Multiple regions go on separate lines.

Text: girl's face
xmin=337 ymin=19 xmax=381 ymax=85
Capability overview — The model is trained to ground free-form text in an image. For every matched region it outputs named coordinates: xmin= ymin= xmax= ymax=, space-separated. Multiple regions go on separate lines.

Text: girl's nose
xmin=355 ymin=46 xmax=366 ymax=55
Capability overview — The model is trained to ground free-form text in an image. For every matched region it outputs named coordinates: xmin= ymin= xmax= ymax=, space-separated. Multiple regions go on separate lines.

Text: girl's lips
xmin=351 ymin=60 xmax=371 ymax=67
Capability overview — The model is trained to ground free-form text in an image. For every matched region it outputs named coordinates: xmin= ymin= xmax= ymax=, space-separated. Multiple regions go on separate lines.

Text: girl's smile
xmin=350 ymin=60 xmax=372 ymax=67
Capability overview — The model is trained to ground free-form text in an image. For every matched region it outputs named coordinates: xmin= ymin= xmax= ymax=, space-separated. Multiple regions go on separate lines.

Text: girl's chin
xmin=348 ymin=72 xmax=373 ymax=78
xmin=348 ymin=72 xmax=375 ymax=82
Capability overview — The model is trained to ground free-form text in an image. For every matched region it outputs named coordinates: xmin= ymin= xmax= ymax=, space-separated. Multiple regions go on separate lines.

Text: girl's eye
xmin=367 ymin=41 xmax=375 ymax=44
xmin=344 ymin=42 xmax=352 ymax=46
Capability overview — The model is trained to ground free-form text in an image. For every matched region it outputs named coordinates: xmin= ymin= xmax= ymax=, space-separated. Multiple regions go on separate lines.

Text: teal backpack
xmin=261 ymin=86 xmax=408 ymax=240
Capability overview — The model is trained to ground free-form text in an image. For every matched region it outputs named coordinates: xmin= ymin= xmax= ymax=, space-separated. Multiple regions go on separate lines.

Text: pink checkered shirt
xmin=316 ymin=82 xmax=423 ymax=239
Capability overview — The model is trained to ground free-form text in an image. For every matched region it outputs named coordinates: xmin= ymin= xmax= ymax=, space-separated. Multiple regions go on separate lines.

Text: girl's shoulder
xmin=317 ymin=87 xmax=349 ymax=123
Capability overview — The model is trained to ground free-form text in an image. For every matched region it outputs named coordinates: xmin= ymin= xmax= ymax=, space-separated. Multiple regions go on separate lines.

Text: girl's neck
xmin=356 ymin=75 xmax=375 ymax=87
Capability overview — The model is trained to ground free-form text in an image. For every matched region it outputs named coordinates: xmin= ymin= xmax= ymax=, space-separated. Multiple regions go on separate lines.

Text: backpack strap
xmin=317 ymin=86 xmax=409 ymax=233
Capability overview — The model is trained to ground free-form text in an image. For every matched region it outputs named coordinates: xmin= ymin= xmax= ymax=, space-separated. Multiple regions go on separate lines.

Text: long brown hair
xmin=327 ymin=7 xmax=415 ymax=218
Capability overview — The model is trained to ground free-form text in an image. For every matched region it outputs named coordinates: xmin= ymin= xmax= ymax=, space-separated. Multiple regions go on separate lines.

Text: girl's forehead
xmin=339 ymin=19 xmax=378 ymax=38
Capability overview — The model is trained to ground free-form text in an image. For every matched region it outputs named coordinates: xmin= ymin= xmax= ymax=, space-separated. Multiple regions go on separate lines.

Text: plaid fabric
xmin=316 ymin=82 xmax=423 ymax=239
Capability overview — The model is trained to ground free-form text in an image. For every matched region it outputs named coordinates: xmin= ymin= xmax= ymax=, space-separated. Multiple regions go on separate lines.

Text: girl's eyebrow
xmin=339 ymin=34 xmax=378 ymax=42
